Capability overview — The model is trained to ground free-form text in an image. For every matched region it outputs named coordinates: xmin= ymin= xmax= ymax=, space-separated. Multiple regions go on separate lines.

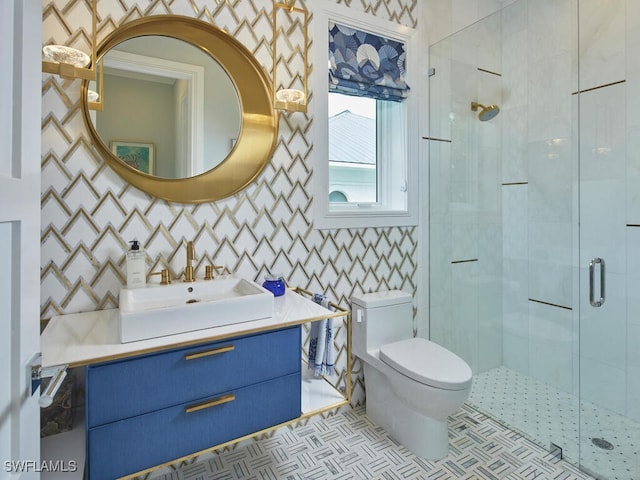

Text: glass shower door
xmin=577 ymin=2 xmax=639 ymax=477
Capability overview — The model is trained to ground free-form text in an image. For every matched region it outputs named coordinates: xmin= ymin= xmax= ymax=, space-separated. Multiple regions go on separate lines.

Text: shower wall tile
xmin=626 ymin=128 xmax=640 ymax=224
xmin=528 ymin=301 xmax=574 ymax=394
xmin=502 ymin=184 xmax=528 ymax=260
xmin=452 ymin=20 xmax=499 ymax=84
xmin=450 ymin=22 xmax=480 ymax=69
xmin=478 ymin=223 xmax=501 ymax=277
xmin=502 ymin=185 xmax=529 ymax=373
xmin=527 ymin=54 xmax=573 ymax=143
xmin=580 ymin=357 xmax=626 ymax=417
xmin=451 ymin=60 xmax=479 ymax=132
xmin=423 ymin=0 xmax=513 ymax=46
xmin=451 ymin=261 xmax=480 ymax=372
xmin=527 ymin=140 xmax=573 ymax=224
xmin=477 ymin=223 xmax=503 ymax=372
xmin=500 ymin=0 xmax=527 ymax=39
xmin=429 ymin=304 xmax=453 ymax=351
xmin=501 ymin=20 xmax=527 ymax=108
xmin=627 ymin=228 xmax=640 ymax=328
xmin=423 ymin=1 xmax=455 ymax=45
xmin=502 ymin=332 xmax=529 ymax=373
xmin=428 ymin=142 xmax=452 ymax=224
xmin=501 ymin=11 xmax=528 ymax=184
xmin=527 ymin=0 xmax=576 ymax=68
xmin=628 ymin=17 xmax=640 ymax=222
xmin=627 ymin=323 xmax=640 ymax=421
xmin=501 ymin=106 xmax=528 ymax=184
xmin=579 ymin=83 xmax=627 ymax=274
xmin=429 ymin=222 xmax=452 ymax=309
xmin=451 ymin=223 xmax=478 ymax=261
xmin=580 ymin=271 xmax=627 ymax=370
xmin=528 ymin=221 xmax=573 ymax=308
xmin=579 ymin=0 xmax=626 ymax=91
xmin=625 ymin=228 xmax=640 ymax=420
xmin=452 ymin=0 xmax=489 ymax=34
xmin=579 ymin=83 xmax=627 ymax=181
xmin=427 ymin=54 xmax=452 ymax=142
xmin=572 ymin=266 xmax=580 ymax=396
xmin=580 ymin=180 xmax=626 ymax=272
xmin=474 ymin=12 xmax=502 ymax=75
xmin=627 ymin=0 xmax=640 ymax=131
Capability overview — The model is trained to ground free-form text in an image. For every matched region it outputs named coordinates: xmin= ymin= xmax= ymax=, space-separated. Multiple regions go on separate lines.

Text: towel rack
xmin=30 ymin=353 xmax=69 ymax=408
xmin=292 ymin=286 xmax=352 ymax=405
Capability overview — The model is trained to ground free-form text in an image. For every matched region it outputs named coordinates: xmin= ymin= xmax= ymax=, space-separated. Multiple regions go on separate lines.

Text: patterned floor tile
xmin=145 ymin=405 xmax=595 ymax=480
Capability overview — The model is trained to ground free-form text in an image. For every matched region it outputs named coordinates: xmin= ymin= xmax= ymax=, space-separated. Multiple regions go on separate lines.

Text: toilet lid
xmin=379 ymin=338 xmax=472 ymax=391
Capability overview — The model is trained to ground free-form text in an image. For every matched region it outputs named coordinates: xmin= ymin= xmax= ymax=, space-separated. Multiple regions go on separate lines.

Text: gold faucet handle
xmin=149 ymin=268 xmax=171 ymax=285
xmin=204 ymin=265 xmax=214 ymax=280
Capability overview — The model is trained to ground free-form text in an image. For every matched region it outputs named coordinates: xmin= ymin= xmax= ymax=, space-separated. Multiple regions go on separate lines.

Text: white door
xmin=0 ymin=0 xmax=42 ymax=478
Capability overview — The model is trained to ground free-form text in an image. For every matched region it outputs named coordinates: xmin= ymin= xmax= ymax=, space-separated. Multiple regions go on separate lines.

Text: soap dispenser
xmin=126 ymin=240 xmax=146 ymax=289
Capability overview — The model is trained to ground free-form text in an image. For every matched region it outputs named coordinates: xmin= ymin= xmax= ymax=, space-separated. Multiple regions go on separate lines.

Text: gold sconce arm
xmin=86 ymin=58 xmax=103 ymax=111
xmin=43 ymin=0 xmax=100 ymax=108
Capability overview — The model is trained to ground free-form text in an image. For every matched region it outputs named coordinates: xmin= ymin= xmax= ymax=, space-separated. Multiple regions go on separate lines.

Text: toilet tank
xmin=351 ymin=290 xmax=413 ymax=357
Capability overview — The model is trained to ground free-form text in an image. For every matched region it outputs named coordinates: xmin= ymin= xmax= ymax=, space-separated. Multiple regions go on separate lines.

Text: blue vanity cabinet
xmin=85 ymin=326 xmax=301 ymax=480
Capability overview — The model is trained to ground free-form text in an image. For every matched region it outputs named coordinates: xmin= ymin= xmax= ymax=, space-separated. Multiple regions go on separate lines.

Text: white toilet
xmin=351 ymin=290 xmax=472 ymax=460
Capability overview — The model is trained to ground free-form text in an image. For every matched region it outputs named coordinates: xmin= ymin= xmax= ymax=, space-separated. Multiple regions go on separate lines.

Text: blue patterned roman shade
xmin=329 ymin=21 xmax=410 ymax=102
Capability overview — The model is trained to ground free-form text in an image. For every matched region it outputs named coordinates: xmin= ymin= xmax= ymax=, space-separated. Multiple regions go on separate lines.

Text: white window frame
xmin=312 ymin=1 xmax=419 ymax=229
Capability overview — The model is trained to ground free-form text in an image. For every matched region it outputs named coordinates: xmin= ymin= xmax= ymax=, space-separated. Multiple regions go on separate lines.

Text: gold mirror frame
xmin=82 ymin=16 xmax=278 ymax=204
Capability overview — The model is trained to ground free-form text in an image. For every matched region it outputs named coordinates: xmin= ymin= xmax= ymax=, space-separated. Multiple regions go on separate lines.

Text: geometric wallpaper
xmin=40 ymin=0 xmax=419 ymax=408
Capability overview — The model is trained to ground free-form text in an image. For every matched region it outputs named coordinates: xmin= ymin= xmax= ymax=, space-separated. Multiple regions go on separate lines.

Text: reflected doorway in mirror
xmin=111 ymin=141 xmax=155 ymax=175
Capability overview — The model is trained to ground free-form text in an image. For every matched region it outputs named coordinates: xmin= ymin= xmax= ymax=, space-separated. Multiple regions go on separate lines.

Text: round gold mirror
xmin=82 ymin=16 xmax=278 ymax=203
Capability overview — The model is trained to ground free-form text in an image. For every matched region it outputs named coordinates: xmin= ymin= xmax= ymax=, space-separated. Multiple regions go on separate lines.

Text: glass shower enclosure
xmin=428 ymin=1 xmax=640 ymax=479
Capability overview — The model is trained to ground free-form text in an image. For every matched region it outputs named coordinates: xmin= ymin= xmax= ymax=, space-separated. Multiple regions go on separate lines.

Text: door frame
xmin=0 ymin=0 xmax=42 ymax=478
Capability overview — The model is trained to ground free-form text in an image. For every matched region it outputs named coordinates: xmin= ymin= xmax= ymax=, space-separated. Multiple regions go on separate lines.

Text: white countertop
xmin=41 ymin=289 xmax=346 ymax=368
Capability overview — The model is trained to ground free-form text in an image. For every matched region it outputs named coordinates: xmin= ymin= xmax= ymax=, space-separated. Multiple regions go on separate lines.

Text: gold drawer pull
xmin=185 ymin=393 xmax=235 ymax=414
xmin=184 ymin=344 xmax=234 ymax=361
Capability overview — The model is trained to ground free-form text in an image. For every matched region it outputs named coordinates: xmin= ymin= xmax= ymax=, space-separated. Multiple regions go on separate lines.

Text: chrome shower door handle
xmin=589 ymin=257 xmax=605 ymax=307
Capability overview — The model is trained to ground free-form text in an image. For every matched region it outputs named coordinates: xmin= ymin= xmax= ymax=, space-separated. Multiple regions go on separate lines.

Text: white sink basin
xmin=118 ymin=275 xmax=274 ymax=343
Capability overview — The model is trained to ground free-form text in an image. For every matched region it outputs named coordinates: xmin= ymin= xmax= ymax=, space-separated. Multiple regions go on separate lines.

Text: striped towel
xmin=308 ymin=293 xmax=335 ymax=378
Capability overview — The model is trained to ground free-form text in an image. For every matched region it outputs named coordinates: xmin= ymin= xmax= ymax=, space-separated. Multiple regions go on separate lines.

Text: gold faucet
xmin=184 ymin=241 xmax=196 ymax=282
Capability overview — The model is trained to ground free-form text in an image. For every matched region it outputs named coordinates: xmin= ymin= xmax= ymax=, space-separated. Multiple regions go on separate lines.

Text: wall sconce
xmin=42 ymin=0 xmax=97 ymax=82
xmin=272 ymin=0 xmax=309 ymax=113
xmin=86 ymin=58 xmax=103 ymax=111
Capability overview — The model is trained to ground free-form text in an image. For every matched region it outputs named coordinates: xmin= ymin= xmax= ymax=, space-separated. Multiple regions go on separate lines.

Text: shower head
xmin=471 ymin=101 xmax=500 ymax=121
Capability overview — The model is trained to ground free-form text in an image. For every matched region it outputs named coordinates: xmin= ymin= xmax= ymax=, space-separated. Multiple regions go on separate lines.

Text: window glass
xmin=328 ymin=92 xmax=377 ymax=204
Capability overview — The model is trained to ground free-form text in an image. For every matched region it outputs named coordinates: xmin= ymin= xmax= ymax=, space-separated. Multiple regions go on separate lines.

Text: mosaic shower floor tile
xmin=469 ymin=366 xmax=640 ymax=480
xmin=146 ymin=404 xmax=594 ymax=480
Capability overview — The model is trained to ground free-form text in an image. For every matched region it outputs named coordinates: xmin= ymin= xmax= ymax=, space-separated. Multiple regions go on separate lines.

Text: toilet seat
xmin=379 ymin=338 xmax=472 ymax=391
